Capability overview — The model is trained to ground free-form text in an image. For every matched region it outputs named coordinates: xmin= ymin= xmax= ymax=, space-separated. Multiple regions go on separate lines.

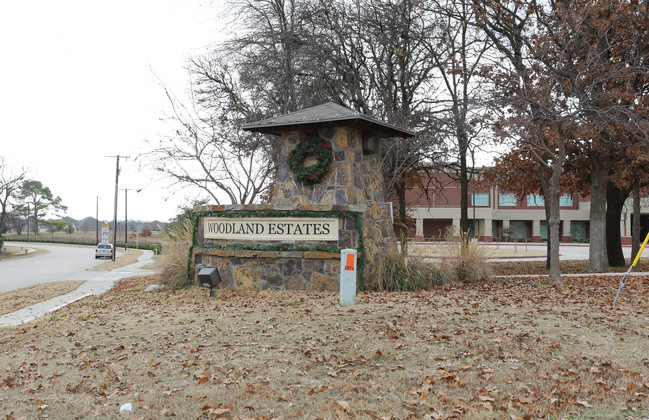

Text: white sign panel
xmin=204 ymin=217 xmax=339 ymax=241
xmin=101 ymin=225 xmax=110 ymax=244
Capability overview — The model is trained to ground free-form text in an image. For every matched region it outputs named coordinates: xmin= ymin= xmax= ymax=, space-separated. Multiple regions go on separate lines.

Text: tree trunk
xmin=396 ymin=180 xmax=408 ymax=257
xmin=589 ymin=155 xmax=609 ymax=272
xmin=544 ymin=203 xmax=551 ymax=270
xmin=538 ymin=136 xmax=565 ymax=285
xmin=632 ymin=174 xmax=641 ymax=259
xmin=543 ymin=162 xmax=563 ymax=285
xmin=33 ymin=207 xmax=39 ymax=236
xmin=606 ymin=181 xmax=629 ymax=267
xmin=459 ymin=138 xmax=469 ymax=235
xmin=0 ymin=194 xmax=8 ymax=233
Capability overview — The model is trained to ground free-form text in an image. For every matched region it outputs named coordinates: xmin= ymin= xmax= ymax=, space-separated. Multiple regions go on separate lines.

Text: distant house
xmin=400 ymin=172 xmax=645 ymax=244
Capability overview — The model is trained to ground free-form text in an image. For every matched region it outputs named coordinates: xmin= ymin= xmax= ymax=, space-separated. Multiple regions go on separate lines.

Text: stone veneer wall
xmin=272 ymin=126 xmax=398 ymax=275
xmin=192 ymin=204 xmax=363 ymax=291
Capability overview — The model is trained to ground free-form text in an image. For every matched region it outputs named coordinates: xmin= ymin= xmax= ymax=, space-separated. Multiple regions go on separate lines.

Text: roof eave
xmin=242 ymin=116 xmax=416 ymax=138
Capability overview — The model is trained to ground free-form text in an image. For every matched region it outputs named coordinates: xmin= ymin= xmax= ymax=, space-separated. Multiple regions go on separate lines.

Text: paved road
xmin=0 ymin=249 xmax=155 ymax=327
xmin=415 ymin=242 xmax=635 ymax=262
xmin=0 ymin=242 xmax=117 ymax=292
xmin=480 ymin=243 xmax=632 ymax=262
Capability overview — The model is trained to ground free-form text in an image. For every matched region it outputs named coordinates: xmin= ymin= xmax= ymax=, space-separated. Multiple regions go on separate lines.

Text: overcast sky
xmin=0 ymin=1 xmax=224 ymax=223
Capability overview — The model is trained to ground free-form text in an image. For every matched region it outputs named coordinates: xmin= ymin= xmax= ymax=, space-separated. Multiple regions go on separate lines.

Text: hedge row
xmin=3 ymin=238 xmax=163 ymax=253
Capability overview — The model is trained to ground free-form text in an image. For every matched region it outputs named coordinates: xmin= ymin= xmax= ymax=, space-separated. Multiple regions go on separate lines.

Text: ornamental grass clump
xmin=370 ymin=251 xmax=445 ymax=292
xmin=158 ymin=219 xmax=196 ymax=289
xmin=439 ymin=228 xmax=492 ymax=283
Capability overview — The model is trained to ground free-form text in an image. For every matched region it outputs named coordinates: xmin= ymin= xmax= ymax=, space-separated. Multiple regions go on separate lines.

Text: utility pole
xmin=107 ymin=155 xmax=129 ymax=261
xmin=125 ymin=189 xmax=128 ymax=252
xmin=96 ymin=196 xmax=99 ymax=244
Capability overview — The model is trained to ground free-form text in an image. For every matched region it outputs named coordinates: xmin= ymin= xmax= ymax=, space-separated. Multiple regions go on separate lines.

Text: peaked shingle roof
xmin=241 ymin=102 xmax=415 ymax=138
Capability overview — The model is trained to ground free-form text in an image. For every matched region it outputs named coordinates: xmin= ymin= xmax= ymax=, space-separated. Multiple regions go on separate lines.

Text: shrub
xmin=438 ymin=229 xmax=492 ymax=283
xmin=158 ymin=219 xmax=195 ymax=289
xmin=369 ymin=252 xmax=446 ymax=292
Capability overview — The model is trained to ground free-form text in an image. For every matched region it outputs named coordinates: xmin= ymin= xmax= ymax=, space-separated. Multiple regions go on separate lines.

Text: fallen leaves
xmin=518 ymin=396 xmax=534 ymax=404
xmin=336 ymin=400 xmax=350 ymax=410
xmin=0 ymin=274 xmax=648 ymax=418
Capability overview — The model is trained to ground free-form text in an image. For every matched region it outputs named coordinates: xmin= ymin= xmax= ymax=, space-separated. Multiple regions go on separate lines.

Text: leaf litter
xmin=0 ymin=273 xmax=648 ymax=419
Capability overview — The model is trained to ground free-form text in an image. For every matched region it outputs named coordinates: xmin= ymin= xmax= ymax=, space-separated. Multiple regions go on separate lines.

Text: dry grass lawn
xmin=1 ymin=274 xmax=648 ymax=419
xmin=0 ymin=246 xmax=48 ymax=261
xmin=491 ymin=258 xmax=649 ymax=276
xmin=92 ymin=250 xmax=143 ymax=271
xmin=412 ymin=244 xmax=545 ymax=259
xmin=0 ymin=281 xmax=85 ymax=316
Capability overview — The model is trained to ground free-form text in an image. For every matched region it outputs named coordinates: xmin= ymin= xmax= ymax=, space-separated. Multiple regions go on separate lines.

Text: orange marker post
xmin=340 ymin=249 xmax=357 ymax=305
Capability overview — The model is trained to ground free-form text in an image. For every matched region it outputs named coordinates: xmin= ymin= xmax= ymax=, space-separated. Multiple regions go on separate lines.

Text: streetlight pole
xmin=121 ymin=188 xmax=132 ymax=252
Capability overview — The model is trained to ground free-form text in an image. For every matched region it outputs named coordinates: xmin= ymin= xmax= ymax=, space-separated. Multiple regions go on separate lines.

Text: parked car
xmin=95 ymin=243 xmax=113 ymax=259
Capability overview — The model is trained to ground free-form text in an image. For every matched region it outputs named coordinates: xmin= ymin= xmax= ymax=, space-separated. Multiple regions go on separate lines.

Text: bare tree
xmin=141 ymin=87 xmax=274 ymax=205
xmin=424 ymin=0 xmax=493 ymax=235
xmin=0 ymin=156 xmax=27 ymax=233
xmin=158 ymin=0 xmax=447 ymax=240
xmin=143 ymin=0 xmax=320 ymax=204
xmin=307 ymin=0 xmax=446 ymax=248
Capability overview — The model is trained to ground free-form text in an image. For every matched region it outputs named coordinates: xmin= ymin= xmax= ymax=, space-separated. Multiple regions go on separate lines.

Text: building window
xmin=472 ymin=193 xmax=489 ymax=206
xmin=560 ymin=194 xmax=573 ymax=206
xmin=467 ymin=220 xmax=478 ymax=236
xmin=509 ymin=221 xmax=528 ymax=240
xmin=540 ymin=220 xmax=547 ymax=240
xmin=571 ymin=221 xmax=587 ymax=240
xmin=527 ymin=194 xmax=544 ymax=206
xmin=499 ymin=193 xmax=517 ymax=206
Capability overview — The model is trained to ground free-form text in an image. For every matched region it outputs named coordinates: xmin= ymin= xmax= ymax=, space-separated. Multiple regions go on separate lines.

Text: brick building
xmin=402 ymin=173 xmax=645 ymax=244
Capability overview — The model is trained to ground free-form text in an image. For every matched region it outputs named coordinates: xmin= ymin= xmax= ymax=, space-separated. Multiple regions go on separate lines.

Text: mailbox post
xmin=340 ymin=249 xmax=357 ymax=306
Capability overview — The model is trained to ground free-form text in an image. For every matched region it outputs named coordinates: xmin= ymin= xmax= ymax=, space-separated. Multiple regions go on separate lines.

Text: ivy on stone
xmin=287 ymin=136 xmax=332 ymax=185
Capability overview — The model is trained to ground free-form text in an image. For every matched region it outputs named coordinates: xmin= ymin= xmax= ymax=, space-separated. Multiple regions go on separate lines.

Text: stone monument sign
xmin=191 ymin=102 xmax=415 ymax=291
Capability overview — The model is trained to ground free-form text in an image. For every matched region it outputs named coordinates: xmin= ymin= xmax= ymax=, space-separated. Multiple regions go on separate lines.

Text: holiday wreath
xmin=287 ymin=136 xmax=332 ymax=185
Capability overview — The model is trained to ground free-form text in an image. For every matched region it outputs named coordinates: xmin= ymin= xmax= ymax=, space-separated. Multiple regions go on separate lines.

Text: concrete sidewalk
xmin=0 ymin=250 xmax=156 ymax=327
